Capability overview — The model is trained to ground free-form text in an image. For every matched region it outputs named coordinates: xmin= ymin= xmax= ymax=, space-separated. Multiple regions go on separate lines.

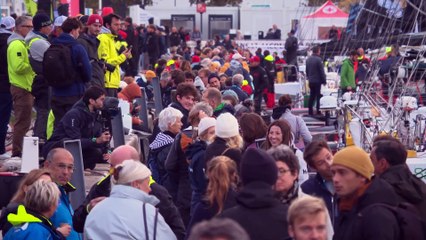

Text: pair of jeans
xmin=10 ymin=86 xmax=34 ymax=157
xmin=0 ymin=92 xmax=12 ymax=154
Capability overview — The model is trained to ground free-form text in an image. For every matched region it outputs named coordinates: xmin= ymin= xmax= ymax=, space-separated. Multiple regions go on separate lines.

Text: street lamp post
xmin=196 ymin=2 xmax=206 ymax=39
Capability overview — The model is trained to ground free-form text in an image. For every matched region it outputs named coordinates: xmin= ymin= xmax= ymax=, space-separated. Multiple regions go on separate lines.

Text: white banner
xmin=236 ymin=40 xmax=287 ymax=55
xmin=139 ymin=9 xmax=155 ymax=25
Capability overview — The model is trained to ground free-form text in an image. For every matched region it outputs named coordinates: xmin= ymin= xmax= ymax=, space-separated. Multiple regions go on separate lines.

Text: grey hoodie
xmin=24 ymin=31 xmax=50 ymax=62
xmin=7 ymin=32 xmax=24 ymax=45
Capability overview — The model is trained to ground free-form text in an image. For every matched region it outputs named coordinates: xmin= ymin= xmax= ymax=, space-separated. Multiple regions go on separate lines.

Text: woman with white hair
xmin=148 ymin=107 xmax=183 ymax=185
xmin=4 ymin=180 xmax=63 ymax=240
xmin=84 ymin=160 xmax=176 ymax=240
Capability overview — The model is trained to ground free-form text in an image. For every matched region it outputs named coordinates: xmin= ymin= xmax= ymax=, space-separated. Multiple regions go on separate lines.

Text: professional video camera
xmin=96 ymin=97 xmax=119 ymax=153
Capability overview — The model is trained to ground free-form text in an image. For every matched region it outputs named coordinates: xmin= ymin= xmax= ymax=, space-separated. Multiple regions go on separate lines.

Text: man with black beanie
xmin=25 ymin=13 xmax=52 ymax=143
xmin=219 ymin=148 xmax=289 ymax=240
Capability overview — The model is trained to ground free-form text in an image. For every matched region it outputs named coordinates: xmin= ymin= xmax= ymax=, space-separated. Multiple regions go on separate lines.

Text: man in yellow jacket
xmin=7 ymin=15 xmax=35 ymax=157
xmin=98 ymin=13 xmax=131 ymax=97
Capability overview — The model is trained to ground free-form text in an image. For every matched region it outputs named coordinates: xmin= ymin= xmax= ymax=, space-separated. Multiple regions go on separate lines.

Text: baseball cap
xmin=54 ymin=16 xmax=68 ymax=27
xmin=0 ymin=16 xmax=15 ymax=30
xmin=250 ymin=56 xmax=260 ymax=63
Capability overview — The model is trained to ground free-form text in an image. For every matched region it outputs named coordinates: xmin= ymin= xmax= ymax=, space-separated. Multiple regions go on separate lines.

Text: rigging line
xmin=406 ymin=0 xmax=426 ymax=16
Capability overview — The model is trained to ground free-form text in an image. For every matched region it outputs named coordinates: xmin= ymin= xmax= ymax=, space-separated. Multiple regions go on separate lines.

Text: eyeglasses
xmin=21 ymin=25 xmax=33 ymax=28
xmin=278 ymin=168 xmax=291 ymax=176
xmin=54 ymin=163 xmax=75 ymax=171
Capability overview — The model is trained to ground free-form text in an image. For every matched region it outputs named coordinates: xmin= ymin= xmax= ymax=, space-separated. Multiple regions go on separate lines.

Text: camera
xmin=96 ymin=97 xmax=119 ymax=153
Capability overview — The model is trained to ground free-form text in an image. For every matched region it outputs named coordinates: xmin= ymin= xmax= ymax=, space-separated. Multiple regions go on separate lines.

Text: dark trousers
xmin=33 ymin=94 xmax=50 ymax=141
xmin=43 ymin=139 xmax=103 ymax=170
xmin=10 ymin=86 xmax=34 ymax=157
xmin=105 ymin=88 xmax=117 ymax=98
xmin=308 ymin=82 xmax=322 ymax=115
xmin=0 ymin=92 xmax=12 ymax=154
xmin=254 ymin=90 xmax=263 ymax=113
xmin=51 ymin=95 xmax=81 ymax=128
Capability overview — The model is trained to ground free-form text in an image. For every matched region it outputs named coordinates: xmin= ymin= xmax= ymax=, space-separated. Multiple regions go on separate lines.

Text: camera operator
xmin=43 ymin=86 xmax=111 ymax=170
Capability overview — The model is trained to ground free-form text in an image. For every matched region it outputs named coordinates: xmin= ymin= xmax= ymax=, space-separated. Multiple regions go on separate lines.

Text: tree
xmin=308 ymin=0 xmax=328 ymax=6
xmin=338 ymin=0 xmax=361 ymax=13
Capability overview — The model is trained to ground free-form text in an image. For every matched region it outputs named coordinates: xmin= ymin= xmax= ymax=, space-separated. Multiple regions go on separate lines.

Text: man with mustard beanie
xmin=332 ymin=146 xmax=400 ymax=240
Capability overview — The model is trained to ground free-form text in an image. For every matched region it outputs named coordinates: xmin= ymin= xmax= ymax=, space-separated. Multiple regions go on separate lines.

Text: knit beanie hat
xmin=112 ymin=160 xmax=151 ymax=185
xmin=332 ymin=146 xmax=374 ymax=180
xmin=87 ymin=14 xmax=103 ymax=26
xmin=198 ymin=117 xmax=216 ymax=135
xmin=78 ymin=15 xmax=89 ymax=25
xmin=216 ymin=113 xmax=239 ymax=138
xmin=145 ymin=70 xmax=156 ymax=79
xmin=241 ymin=148 xmax=278 ymax=186
xmin=33 ymin=13 xmax=51 ymax=31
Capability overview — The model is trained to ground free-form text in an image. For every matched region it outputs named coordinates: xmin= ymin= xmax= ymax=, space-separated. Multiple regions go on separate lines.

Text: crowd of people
xmin=0 ymin=8 xmax=425 ymax=240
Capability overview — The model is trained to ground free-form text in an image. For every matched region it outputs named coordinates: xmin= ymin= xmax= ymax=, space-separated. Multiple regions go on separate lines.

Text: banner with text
xmin=236 ymin=40 xmax=286 ymax=55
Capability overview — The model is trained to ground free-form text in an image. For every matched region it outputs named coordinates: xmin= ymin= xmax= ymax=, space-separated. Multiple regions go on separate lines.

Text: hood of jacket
xmin=236 ymin=181 xmax=280 ymax=209
xmin=352 ymin=177 xmax=399 ymax=212
xmin=118 ymin=82 xmax=142 ymax=102
xmin=272 ymin=106 xmax=291 ymax=120
xmin=52 ymin=33 xmax=78 ymax=45
xmin=79 ymin=32 xmax=99 ymax=46
xmin=25 ymin=31 xmax=47 ymax=44
xmin=100 ymin=26 xmax=112 ymax=34
xmin=7 ymin=205 xmax=42 ymax=226
xmin=7 ymin=32 xmax=24 ymax=45
xmin=149 ymin=131 xmax=175 ymax=150
xmin=110 ymin=185 xmax=160 ymax=207
xmin=380 ymin=164 xmax=425 ymax=204
xmin=186 ymin=140 xmax=207 ymax=161
xmin=342 ymin=58 xmax=353 ymax=68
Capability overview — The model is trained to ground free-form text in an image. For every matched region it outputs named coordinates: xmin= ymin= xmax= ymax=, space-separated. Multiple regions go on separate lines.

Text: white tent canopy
xmin=299 ymin=0 xmax=348 ymax=43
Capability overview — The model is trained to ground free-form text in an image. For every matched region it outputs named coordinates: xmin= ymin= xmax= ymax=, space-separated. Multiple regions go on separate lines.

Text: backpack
xmin=43 ymin=43 xmax=77 ymax=88
xmin=360 ymin=203 xmax=426 ymax=240
xmin=147 ymin=147 xmax=168 ymax=185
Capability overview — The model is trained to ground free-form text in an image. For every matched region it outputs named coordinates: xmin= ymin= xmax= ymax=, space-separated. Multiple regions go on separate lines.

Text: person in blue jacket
xmin=4 ymin=180 xmax=64 ymax=240
xmin=301 ymin=141 xmax=337 ymax=225
xmin=50 ymin=17 xmax=92 ymax=126
xmin=185 ymin=117 xmax=217 ymax=212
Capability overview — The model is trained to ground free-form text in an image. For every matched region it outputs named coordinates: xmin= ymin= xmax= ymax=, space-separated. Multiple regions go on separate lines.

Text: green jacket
xmin=7 ymin=32 xmax=35 ymax=92
xmin=340 ymin=58 xmax=355 ymax=89
xmin=97 ymin=29 xmax=126 ymax=89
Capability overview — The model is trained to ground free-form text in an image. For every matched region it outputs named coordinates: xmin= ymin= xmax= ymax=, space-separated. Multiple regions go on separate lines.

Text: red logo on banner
xmin=196 ymin=3 xmax=206 ymax=13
